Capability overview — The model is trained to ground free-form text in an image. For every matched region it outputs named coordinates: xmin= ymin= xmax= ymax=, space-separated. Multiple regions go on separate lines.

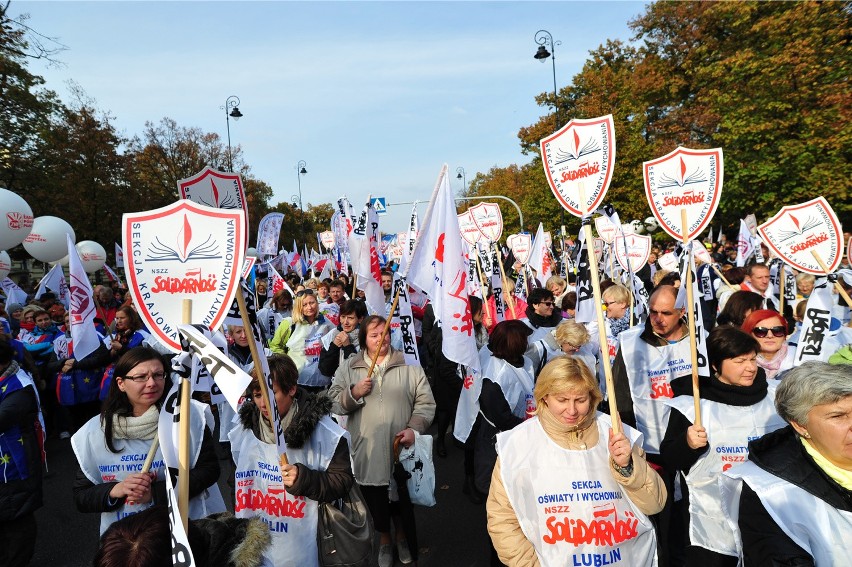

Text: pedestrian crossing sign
xmin=371 ymin=197 xmax=388 ymax=215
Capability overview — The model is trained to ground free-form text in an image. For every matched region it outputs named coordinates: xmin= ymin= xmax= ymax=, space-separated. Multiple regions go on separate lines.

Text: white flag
xmin=407 ymin=165 xmax=479 ymax=371
xmin=735 ymin=219 xmax=755 ymax=267
xmin=164 ymin=469 xmax=197 ymax=567
xmin=391 ymin=272 xmax=421 ymax=366
xmin=1 ymin=278 xmax=28 ymax=307
xmin=256 ymin=212 xmax=285 ymax=258
xmin=114 ymin=242 xmax=124 ymax=266
xmin=66 ymin=235 xmax=100 ymax=361
xmin=35 ymin=263 xmax=69 ymax=308
xmin=349 ymin=199 xmax=385 ymax=314
xmin=527 ymin=223 xmax=553 ymax=283
xmin=794 ymin=281 xmax=834 ymax=364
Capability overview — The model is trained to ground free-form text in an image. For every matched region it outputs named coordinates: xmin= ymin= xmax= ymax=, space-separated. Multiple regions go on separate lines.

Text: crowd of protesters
xmin=1 ymin=230 xmax=851 ymax=566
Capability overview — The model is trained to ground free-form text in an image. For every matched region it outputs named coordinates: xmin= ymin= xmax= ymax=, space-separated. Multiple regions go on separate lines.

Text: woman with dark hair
xmin=230 ymin=354 xmax=354 ymax=566
xmin=660 ymin=326 xmax=786 ymax=566
xmin=107 ymin=306 xmax=150 ymax=360
xmin=717 ymin=290 xmax=764 ymax=327
xmin=72 ymin=346 xmax=223 ymax=535
xmin=741 ymin=309 xmax=792 ymax=380
xmin=93 ymin=505 xmax=271 ymax=567
xmin=474 ymin=320 xmax=535 ymax=498
xmin=328 ymin=315 xmax=435 ymax=567
xmin=269 ymin=290 xmax=333 ymax=391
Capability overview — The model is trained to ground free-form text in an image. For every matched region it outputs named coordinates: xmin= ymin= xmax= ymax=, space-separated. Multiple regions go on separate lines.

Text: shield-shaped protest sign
xmin=507 ymin=233 xmax=532 ymax=264
xmin=178 ymin=166 xmax=248 ymax=248
xmin=540 ymin=115 xmax=616 ymax=217
xmin=593 ymin=238 xmax=605 ymax=264
xmin=241 ymin=256 xmax=256 ymax=280
xmin=470 ymin=203 xmax=504 ymax=242
xmin=594 ymin=216 xmax=618 ymax=243
xmin=123 ymin=200 xmax=245 ymax=352
xmin=319 ymin=230 xmax=336 ymax=251
xmin=757 ymin=197 xmax=843 ymax=275
xmin=615 ymin=234 xmax=652 ymax=272
xmin=658 ymin=251 xmax=679 ymax=272
xmin=457 ymin=210 xmax=484 ymax=246
xmin=643 ymin=147 xmax=723 ymax=242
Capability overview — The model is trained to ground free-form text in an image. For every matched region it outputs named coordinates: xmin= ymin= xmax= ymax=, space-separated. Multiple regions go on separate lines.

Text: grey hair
xmin=795 ymin=272 xmax=815 ymax=286
xmin=775 ymin=362 xmax=852 ymax=425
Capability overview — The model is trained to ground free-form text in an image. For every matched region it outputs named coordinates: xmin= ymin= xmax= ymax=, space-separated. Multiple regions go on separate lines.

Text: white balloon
xmin=246 ymin=247 xmax=258 ymax=258
xmin=630 ymin=220 xmax=645 ymax=234
xmin=22 ymin=216 xmax=76 ymax=263
xmin=76 ymin=240 xmax=107 ymax=273
xmin=644 ymin=216 xmax=659 ymax=233
xmin=0 ymin=189 xmax=34 ymax=250
xmin=0 ymin=250 xmax=10 ymax=280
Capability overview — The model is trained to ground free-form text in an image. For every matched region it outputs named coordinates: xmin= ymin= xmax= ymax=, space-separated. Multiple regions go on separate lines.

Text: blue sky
xmin=12 ymin=1 xmax=646 ymax=235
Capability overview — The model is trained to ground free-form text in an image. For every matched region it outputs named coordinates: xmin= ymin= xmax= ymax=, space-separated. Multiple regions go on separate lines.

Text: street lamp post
xmin=456 ymin=167 xmax=467 ymax=193
xmin=221 ymin=95 xmax=243 ymax=172
xmin=295 ymin=160 xmax=307 ymax=245
xmin=533 ymin=30 xmax=560 ymax=133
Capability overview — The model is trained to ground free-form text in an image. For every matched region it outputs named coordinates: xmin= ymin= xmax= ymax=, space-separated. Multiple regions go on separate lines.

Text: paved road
xmin=31 ymin=428 xmax=492 ymax=566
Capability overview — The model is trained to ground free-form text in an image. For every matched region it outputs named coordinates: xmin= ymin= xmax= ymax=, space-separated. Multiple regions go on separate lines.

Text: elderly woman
xmin=722 ymin=362 xmax=852 ymax=564
xmin=740 ymin=309 xmax=792 ymax=380
xmin=230 ymin=355 xmax=353 ymax=566
xmin=487 ymin=356 xmax=666 ymax=566
xmin=72 ymin=347 xmax=224 ymax=535
xmin=328 ymin=315 xmax=435 ymax=567
xmin=795 ymin=272 xmax=815 ymax=301
xmin=660 ymin=326 xmax=787 ymax=566
xmin=269 ymin=290 xmax=333 ymax=392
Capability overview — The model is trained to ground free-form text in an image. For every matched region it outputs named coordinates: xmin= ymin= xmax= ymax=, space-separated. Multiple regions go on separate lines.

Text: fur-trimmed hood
xmin=189 ymin=512 xmax=271 ymax=567
xmin=238 ymin=387 xmax=332 ymax=448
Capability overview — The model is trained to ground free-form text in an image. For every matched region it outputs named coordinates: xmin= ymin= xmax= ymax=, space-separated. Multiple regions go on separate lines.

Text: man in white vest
xmin=611 ymin=285 xmax=692 ymax=567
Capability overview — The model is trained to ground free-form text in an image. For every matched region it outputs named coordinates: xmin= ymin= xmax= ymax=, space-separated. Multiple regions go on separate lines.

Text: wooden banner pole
xmin=681 ymin=210 xmax=702 ymax=429
xmin=779 ymin=264 xmax=786 ymax=316
xmin=365 ymin=286 xmax=402 ymax=381
xmin=580 ymin=185 xmax=620 ymax=432
xmin=711 ymin=265 xmax=738 ymax=292
xmin=177 ymin=299 xmax=192 ymax=531
xmin=811 ymin=251 xmax=852 ymax=322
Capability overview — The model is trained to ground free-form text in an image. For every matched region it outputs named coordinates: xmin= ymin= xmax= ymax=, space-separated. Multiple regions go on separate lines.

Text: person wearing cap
xmin=5 ymin=302 xmax=24 ymax=338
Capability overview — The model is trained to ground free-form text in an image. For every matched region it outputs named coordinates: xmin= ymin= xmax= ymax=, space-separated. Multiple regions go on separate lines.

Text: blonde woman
xmin=269 ymin=290 xmax=333 ymax=391
xmin=487 ymin=356 xmax=665 ymax=566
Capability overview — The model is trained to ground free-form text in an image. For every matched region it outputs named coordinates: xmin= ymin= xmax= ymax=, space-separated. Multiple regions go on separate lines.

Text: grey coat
xmin=328 ymin=349 xmax=435 ymax=486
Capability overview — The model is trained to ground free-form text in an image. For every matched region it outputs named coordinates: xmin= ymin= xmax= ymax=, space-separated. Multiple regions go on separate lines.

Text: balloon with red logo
xmin=22 ymin=216 xmax=76 ymax=263
xmin=0 ymin=188 xmax=34 ymax=251
xmin=0 ymin=250 xmax=10 ymax=280
xmin=76 ymin=240 xmax=107 ymax=273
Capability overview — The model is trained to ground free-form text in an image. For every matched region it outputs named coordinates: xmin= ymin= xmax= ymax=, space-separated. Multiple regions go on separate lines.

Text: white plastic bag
xmin=398 ymin=431 xmax=436 ymax=507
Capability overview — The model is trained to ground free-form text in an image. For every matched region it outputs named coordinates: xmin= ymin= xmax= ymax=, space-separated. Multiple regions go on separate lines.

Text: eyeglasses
xmin=296 ymin=289 xmax=315 ymax=297
xmin=602 ymin=301 xmax=621 ymax=308
xmin=752 ymin=326 xmax=785 ymax=338
xmin=121 ymin=371 xmax=167 ymax=383
xmin=561 ymin=342 xmax=581 ymax=353
xmin=539 ymin=301 xmax=555 ymax=307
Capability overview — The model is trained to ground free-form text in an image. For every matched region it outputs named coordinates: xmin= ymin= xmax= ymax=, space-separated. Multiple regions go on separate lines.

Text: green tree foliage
xmin=476 ymin=1 xmax=851 ymax=235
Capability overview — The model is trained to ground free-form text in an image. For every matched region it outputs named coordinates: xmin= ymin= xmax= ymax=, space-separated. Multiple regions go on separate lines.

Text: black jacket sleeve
xmin=74 ymin=467 xmax=123 ymax=513
xmin=318 ymin=342 xmax=342 ymax=378
xmin=72 ymin=343 xmax=112 ymax=371
xmin=288 ymin=436 xmax=354 ymax=503
xmin=610 ymin=349 xmax=636 ymax=428
xmin=0 ymin=388 xmax=35 ymax=431
xmin=739 ymin=483 xmax=813 ymax=566
xmin=659 ymin=407 xmax=708 ymax=473
xmin=479 ymin=380 xmax=524 ymax=432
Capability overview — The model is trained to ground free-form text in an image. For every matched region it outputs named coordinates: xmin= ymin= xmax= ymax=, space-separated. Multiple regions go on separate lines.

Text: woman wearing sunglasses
xmin=72 ymin=347 xmax=224 ymax=535
xmin=269 ymin=289 xmax=333 ymax=392
xmin=741 ymin=310 xmax=792 ymax=380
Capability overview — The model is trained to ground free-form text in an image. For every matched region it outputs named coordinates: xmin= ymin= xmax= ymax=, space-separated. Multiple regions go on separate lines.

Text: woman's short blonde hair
xmin=795 ymin=272 xmax=815 ymax=287
xmin=553 ymin=320 xmax=590 ymax=348
xmin=533 ymin=356 xmax=602 ymax=417
xmin=545 ymin=275 xmax=566 ymax=292
xmin=602 ymin=284 xmax=630 ymax=305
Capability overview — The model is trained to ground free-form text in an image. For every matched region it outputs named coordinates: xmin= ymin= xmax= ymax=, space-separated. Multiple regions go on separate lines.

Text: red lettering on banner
xmin=649 ymin=381 xmax=673 ymax=400
xmin=235 ymin=488 xmax=306 ymax=518
xmin=542 ymin=506 xmax=639 ymax=547
xmin=661 ymin=192 xmax=705 ymax=207
xmin=151 ymin=270 xmax=218 ymax=294
xmin=560 ymin=161 xmax=601 ymax=183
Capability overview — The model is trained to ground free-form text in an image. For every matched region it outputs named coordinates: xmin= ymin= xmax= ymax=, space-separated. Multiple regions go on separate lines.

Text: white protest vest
xmin=522 ymin=318 xmax=557 ymax=345
xmin=257 ymin=307 xmax=288 ymax=342
xmin=72 ymin=401 xmax=225 ymax=534
xmin=229 ymin=416 xmax=347 ymax=567
xmin=721 ymin=461 xmax=852 ymax=565
xmin=485 ymin=356 xmax=536 ymax=420
xmin=497 ymin=414 xmax=657 ymax=567
xmin=288 ymin=323 xmax=331 ymax=387
xmin=665 ymin=390 xmax=785 ymax=556
xmin=619 ymin=326 xmax=693 ymax=454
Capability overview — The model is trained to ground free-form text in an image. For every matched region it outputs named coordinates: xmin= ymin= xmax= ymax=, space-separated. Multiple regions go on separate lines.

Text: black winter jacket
xmin=0 ymin=384 xmax=42 ymax=521
xmin=738 ymin=426 xmax=852 ymax=566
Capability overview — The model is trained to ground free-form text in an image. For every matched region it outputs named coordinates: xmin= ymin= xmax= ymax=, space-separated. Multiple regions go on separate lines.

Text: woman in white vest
xmin=528 ymin=320 xmax=596 ymax=381
xmin=230 ymin=354 xmax=353 ymax=567
xmin=256 ymin=288 xmax=293 ymax=343
xmin=487 ymin=355 xmax=666 ymax=567
xmin=474 ymin=320 xmax=536 ymax=497
xmin=721 ymin=361 xmax=852 ymax=564
xmin=72 ymin=347 xmax=223 ymax=535
xmin=269 ymin=290 xmax=333 ymax=392
xmin=660 ymin=326 xmax=786 ymax=566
